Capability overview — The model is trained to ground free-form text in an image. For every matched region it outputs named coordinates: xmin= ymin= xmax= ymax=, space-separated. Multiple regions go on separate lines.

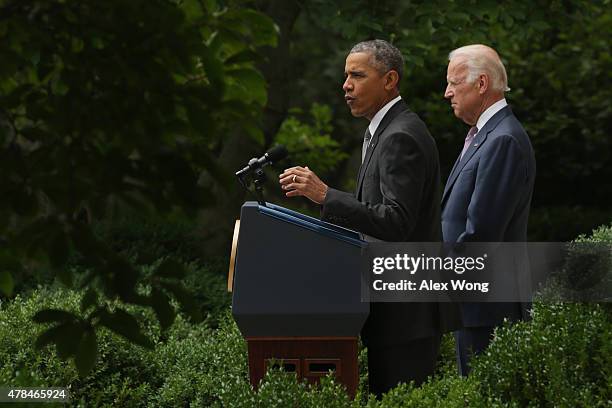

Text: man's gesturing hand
xmin=279 ymin=166 xmax=329 ymax=204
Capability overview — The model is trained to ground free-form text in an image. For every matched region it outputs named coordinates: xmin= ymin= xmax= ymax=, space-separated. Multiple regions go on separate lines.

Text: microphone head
xmin=266 ymin=145 xmax=288 ymax=163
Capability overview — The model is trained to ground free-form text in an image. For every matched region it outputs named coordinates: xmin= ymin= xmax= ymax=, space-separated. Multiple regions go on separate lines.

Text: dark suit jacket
xmin=441 ymin=105 xmax=536 ymax=327
xmin=322 ymin=100 xmax=461 ymax=347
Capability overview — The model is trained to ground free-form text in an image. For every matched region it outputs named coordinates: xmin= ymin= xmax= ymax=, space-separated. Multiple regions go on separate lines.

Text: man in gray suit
xmin=279 ymin=39 xmax=459 ymax=396
xmin=441 ymin=44 xmax=536 ymax=375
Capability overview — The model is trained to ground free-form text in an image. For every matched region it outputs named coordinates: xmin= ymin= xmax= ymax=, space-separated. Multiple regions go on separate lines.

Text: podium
xmin=229 ymin=202 xmax=369 ymax=397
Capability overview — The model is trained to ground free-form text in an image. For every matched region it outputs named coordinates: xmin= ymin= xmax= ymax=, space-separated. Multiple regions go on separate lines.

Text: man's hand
xmin=279 ymin=166 xmax=329 ymax=204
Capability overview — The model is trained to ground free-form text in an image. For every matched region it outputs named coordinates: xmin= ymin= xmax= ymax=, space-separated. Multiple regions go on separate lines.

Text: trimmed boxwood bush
xmin=1 ymin=291 xmax=610 ymax=406
xmin=1 ymin=224 xmax=610 ymax=406
xmin=0 ymin=287 xmax=353 ymax=407
xmin=472 ymin=303 xmax=610 ymax=407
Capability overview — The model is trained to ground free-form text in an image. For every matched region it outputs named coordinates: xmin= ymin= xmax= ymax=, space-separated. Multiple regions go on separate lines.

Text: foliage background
xmin=0 ymin=0 xmax=611 ymax=404
xmin=248 ymin=0 xmax=611 ymax=244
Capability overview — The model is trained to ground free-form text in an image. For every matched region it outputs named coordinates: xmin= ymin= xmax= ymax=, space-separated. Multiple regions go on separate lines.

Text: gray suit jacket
xmin=322 ymin=100 xmax=461 ymax=346
xmin=441 ymin=105 xmax=536 ymax=326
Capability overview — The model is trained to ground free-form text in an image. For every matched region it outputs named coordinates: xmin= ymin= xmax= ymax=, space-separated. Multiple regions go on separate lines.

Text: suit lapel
xmin=442 ymin=106 xmax=513 ymax=205
xmin=445 ymin=154 xmax=463 ymax=192
xmin=356 ymin=100 xmax=407 ymax=197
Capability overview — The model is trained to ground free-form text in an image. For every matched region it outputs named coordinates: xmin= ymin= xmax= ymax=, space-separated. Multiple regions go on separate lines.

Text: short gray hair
xmin=350 ymin=39 xmax=404 ymax=86
xmin=449 ymin=44 xmax=510 ymax=92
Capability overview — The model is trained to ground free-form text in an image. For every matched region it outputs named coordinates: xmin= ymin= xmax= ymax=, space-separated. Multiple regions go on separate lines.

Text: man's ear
xmin=384 ymin=70 xmax=400 ymax=91
xmin=478 ymin=74 xmax=489 ymax=94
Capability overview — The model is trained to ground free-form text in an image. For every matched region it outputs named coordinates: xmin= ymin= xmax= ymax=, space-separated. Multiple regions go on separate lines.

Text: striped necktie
xmin=362 ymin=128 xmax=372 ymax=163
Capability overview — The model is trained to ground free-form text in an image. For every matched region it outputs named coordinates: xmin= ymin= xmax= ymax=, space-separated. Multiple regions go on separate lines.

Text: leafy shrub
xmin=471 ymin=303 xmax=610 ymax=407
xmin=470 ymin=223 xmax=612 ymax=406
xmin=1 ymin=224 xmax=610 ymax=406
xmin=0 ymin=287 xmax=350 ymax=407
xmin=94 ymin=214 xmax=232 ymax=326
xmin=136 ymin=257 xmax=231 ymax=328
xmin=378 ymin=374 xmax=492 ymax=408
xmin=0 ymin=287 xmax=161 ymax=406
xmin=575 ymin=223 xmax=612 ymax=244
xmin=435 ymin=333 xmax=457 ymax=378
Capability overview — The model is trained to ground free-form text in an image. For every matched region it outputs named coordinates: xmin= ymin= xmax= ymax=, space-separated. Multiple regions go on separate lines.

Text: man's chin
xmin=349 ymin=108 xmax=363 ymax=118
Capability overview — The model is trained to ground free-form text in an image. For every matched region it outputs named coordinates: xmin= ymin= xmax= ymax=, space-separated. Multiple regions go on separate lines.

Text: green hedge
xmin=0 ymin=287 xmax=354 ymax=407
xmin=0 ymin=224 xmax=610 ymax=406
xmin=473 ymin=303 xmax=610 ymax=407
xmin=4 ymin=293 xmax=608 ymax=407
xmin=1 ymin=295 xmax=610 ymax=407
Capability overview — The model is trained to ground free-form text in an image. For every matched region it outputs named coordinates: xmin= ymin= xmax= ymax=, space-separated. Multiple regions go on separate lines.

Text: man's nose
xmin=343 ymin=78 xmax=352 ymax=92
xmin=444 ymin=85 xmax=452 ymax=99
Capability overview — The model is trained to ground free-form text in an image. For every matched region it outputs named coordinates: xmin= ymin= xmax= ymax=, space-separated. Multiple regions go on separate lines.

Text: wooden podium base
xmin=246 ymin=336 xmax=359 ymax=398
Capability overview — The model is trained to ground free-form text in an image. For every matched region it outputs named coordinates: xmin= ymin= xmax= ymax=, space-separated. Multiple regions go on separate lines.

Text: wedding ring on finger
xmin=292 ymin=175 xmax=297 ymax=183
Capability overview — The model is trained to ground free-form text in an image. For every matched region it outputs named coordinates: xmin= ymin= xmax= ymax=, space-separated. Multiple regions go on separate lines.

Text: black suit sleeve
xmin=321 ymin=130 xmax=427 ymax=241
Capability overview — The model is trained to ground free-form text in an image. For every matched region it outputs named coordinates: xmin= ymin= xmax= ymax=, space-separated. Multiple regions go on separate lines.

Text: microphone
xmin=235 ymin=145 xmax=288 ymax=177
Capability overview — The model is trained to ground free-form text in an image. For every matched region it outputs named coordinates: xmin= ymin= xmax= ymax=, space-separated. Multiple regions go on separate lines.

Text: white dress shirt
xmin=367 ymin=95 xmax=403 ymax=140
xmin=476 ymin=98 xmax=508 ymax=132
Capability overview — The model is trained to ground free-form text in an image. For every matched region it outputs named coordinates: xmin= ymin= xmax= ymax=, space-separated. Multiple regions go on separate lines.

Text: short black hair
xmin=350 ymin=39 xmax=404 ymax=86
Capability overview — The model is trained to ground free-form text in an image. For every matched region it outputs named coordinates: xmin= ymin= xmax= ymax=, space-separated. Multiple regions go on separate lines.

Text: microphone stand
xmin=252 ymin=167 xmax=267 ymax=206
xmin=236 ymin=165 xmax=267 ymax=206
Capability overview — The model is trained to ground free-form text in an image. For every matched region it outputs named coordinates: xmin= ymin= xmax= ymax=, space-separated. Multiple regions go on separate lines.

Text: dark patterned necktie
xmin=460 ymin=126 xmax=478 ymax=160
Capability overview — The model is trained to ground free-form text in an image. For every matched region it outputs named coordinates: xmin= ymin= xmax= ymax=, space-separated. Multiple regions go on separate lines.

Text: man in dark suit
xmin=279 ymin=39 xmax=459 ymax=396
xmin=441 ymin=44 xmax=536 ymax=376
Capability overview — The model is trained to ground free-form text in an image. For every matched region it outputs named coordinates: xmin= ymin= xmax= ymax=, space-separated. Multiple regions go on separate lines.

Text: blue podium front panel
xmin=232 ymin=202 xmax=369 ymax=337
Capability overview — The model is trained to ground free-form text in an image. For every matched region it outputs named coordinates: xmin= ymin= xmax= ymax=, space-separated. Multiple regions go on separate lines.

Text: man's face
xmin=343 ymin=52 xmax=390 ymax=120
xmin=444 ymin=58 xmax=482 ymax=126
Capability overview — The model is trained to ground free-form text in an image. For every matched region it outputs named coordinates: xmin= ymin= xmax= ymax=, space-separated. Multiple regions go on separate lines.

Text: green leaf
xmin=225 ymin=9 xmax=278 ymax=47
xmin=32 ymin=309 xmax=78 ymax=324
xmin=80 ymin=288 xmax=99 ymax=313
xmin=0 ymin=270 xmax=14 ymax=296
xmin=99 ymin=309 xmax=154 ymax=349
xmin=75 ymin=328 xmax=97 ymax=377
xmin=363 ymin=21 xmax=383 ymax=32
xmin=154 ymin=258 xmax=186 ymax=279
xmin=105 ymin=258 xmax=139 ymax=302
xmin=35 ymin=325 xmax=65 ymax=350
xmin=160 ymin=281 xmax=202 ymax=322
xmin=151 ymin=288 xmax=176 ymax=331
xmin=50 ymin=78 xmax=69 ymax=96
xmin=35 ymin=322 xmax=84 ymax=359
xmin=224 ymin=68 xmax=267 ymax=105
xmin=224 ymin=49 xmax=260 ymax=66
xmin=202 ymin=0 xmax=217 ymax=13
xmin=91 ymin=36 xmax=105 ymax=49
xmin=181 ymin=0 xmax=205 ymax=21
xmin=199 ymin=45 xmax=225 ymax=89
xmin=71 ymin=37 xmax=84 ymax=53
xmin=55 ymin=323 xmax=85 ymax=359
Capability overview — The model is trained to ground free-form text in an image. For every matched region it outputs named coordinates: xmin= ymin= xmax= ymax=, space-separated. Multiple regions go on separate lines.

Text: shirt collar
xmin=368 ymin=95 xmax=402 ymax=136
xmin=476 ymin=98 xmax=507 ymax=132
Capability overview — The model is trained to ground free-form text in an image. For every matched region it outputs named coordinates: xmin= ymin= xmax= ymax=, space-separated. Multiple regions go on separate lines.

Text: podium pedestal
xmin=231 ymin=202 xmax=368 ymax=399
xmin=246 ymin=336 xmax=359 ymax=398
